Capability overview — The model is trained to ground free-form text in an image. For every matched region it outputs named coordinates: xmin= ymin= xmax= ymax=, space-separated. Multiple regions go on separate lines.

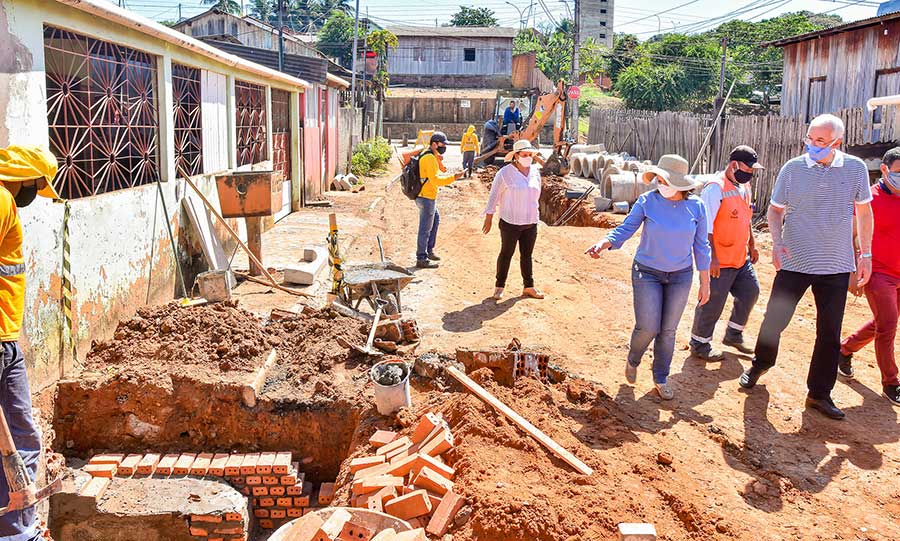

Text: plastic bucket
xmin=196 ymin=270 xmax=231 ymax=303
xmin=613 ymin=201 xmax=630 ymax=214
xmin=370 ymin=360 xmax=412 ymax=415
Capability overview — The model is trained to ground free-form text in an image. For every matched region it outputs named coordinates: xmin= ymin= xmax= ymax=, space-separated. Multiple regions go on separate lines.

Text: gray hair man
xmin=739 ymin=114 xmax=875 ymax=420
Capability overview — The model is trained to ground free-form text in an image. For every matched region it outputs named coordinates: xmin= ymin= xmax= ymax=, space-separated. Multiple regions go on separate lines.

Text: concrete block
xmin=284 ymin=246 xmax=328 ymax=286
xmin=618 ymin=523 xmax=657 ymax=540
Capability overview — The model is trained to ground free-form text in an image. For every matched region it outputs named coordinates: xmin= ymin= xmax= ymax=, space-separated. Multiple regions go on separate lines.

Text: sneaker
xmin=883 ymin=385 xmax=900 ymax=406
xmin=739 ymin=366 xmax=768 ymax=389
xmin=723 ymin=336 xmax=754 ymax=355
xmin=692 ymin=348 xmax=725 ymax=362
xmin=655 ymin=382 xmax=674 ymax=400
xmin=416 ymin=259 xmax=439 ymax=269
xmin=837 ymin=352 xmax=854 ymax=379
xmin=427 ymin=253 xmax=441 ymax=261
xmin=625 ymin=363 xmax=637 ymax=384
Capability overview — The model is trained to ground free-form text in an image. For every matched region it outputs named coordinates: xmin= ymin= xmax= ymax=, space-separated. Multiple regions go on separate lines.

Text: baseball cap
xmin=729 ymin=145 xmax=764 ymax=169
xmin=430 ymin=132 xmax=448 ymax=145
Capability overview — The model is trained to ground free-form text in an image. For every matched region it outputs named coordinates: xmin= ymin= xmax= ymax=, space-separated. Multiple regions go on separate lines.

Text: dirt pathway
xmin=338 ymin=154 xmax=900 ymax=540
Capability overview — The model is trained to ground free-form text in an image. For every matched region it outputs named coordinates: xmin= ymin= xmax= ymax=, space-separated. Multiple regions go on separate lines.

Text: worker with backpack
xmin=401 ymin=132 xmax=464 ymax=269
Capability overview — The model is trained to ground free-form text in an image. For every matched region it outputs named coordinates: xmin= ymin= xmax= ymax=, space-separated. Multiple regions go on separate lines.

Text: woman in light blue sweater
xmin=586 ymin=155 xmax=712 ymax=400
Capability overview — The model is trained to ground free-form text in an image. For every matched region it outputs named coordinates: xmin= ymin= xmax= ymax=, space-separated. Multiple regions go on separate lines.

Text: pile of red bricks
xmin=348 ymin=412 xmax=466 ymax=538
xmin=78 ymin=451 xmax=329 ymax=538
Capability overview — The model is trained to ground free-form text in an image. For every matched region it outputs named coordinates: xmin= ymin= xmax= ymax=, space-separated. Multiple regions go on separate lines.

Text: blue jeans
xmin=690 ymin=259 xmax=760 ymax=353
xmin=415 ymin=197 xmax=440 ymax=261
xmin=628 ymin=261 xmax=694 ymax=384
xmin=0 ymin=342 xmax=42 ymax=541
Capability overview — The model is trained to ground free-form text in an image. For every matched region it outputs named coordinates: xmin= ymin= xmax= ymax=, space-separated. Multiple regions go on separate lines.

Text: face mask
xmin=658 ymin=184 xmax=680 ymax=199
xmin=13 ymin=183 xmax=37 ymax=207
xmin=886 ymin=171 xmax=900 ymax=192
xmin=806 ymin=140 xmax=835 ymax=162
xmin=734 ymin=169 xmax=754 ymax=184
xmin=436 ymin=146 xmax=447 ymax=155
xmin=517 ymin=156 xmax=533 ymax=168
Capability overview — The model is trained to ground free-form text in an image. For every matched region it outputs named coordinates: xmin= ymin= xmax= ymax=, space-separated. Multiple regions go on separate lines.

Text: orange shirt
xmin=0 ymin=186 xmax=24 ymax=341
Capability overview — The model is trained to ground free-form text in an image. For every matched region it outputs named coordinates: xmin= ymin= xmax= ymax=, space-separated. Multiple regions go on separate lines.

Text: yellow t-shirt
xmin=0 ymin=187 xmax=24 ymax=341
xmin=418 ymin=153 xmax=457 ymax=200
xmin=461 ymin=132 xmax=480 ymax=153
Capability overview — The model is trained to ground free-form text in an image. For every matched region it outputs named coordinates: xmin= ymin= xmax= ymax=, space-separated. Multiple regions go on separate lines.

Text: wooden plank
xmin=446 ymin=366 xmax=593 ymax=476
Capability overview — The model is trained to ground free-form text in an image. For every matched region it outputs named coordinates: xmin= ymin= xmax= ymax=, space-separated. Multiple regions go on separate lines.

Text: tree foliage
xmin=250 ymin=0 xmax=274 ymax=22
xmin=514 ymin=23 xmax=605 ymax=83
xmin=317 ymin=10 xmax=357 ymax=65
xmin=201 ymin=0 xmax=241 ymax=15
xmin=367 ymin=29 xmax=399 ymax=98
xmin=449 ymin=7 xmax=499 ymax=27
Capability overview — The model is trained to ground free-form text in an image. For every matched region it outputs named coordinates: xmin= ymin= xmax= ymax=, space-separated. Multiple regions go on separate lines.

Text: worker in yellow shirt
xmin=0 ymin=145 xmax=59 ymax=541
xmin=461 ymin=125 xmax=480 ymax=179
xmin=416 ymin=132 xmax=464 ymax=269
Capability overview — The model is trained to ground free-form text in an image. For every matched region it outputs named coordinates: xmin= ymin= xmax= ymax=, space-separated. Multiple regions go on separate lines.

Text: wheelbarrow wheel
xmin=382 ymin=293 xmax=399 ymax=316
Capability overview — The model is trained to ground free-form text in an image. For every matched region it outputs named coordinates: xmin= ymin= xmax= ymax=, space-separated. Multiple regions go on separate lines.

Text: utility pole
xmin=277 ymin=0 xmax=285 ymax=71
xmin=348 ymin=0 xmax=361 ymax=170
xmin=362 ymin=9 xmax=370 ymax=139
xmin=177 ymin=3 xmax=182 ymax=21
xmin=569 ymin=0 xmax=580 ymax=140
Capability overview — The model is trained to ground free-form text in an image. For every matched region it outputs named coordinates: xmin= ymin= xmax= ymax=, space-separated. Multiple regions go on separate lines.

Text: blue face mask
xmin=806 ymin=140 xmax=836 ymax=162
xmin=886 ymin=171 xmax=900 ymax=192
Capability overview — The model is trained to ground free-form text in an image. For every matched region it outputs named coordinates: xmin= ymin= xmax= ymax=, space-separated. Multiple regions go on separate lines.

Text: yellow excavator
xmin=476 ymin=81 xmax=573 ymax=176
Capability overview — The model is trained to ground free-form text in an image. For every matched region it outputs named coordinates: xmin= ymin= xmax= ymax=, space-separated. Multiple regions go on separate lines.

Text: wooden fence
xmin=588 ymin=105 xmax=900 ymax=210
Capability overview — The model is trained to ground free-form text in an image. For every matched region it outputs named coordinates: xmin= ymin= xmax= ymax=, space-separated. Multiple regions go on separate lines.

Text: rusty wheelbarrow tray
xmin=338 ymin=261 xmax=414 ymax=315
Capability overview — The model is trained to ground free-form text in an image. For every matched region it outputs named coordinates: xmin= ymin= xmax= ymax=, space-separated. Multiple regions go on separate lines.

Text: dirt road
xmin=337 ymin=150 xmax=900 ymax=540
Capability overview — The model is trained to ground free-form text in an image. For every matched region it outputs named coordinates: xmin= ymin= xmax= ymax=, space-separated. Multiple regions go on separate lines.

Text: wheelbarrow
xmin=337 ymin=261 xmax=414 ymax=316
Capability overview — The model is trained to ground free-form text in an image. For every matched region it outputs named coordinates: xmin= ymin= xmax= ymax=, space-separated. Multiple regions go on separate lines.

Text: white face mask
xmin=517 ymin=156 xmax=533 ymax=168
xmin=658 ymin=183 xmax=680 ymax=199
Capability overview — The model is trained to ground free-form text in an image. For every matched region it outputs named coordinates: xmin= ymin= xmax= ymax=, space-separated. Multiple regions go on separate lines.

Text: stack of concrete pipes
xmin=567 ymin=148 xmax=657 ymax=212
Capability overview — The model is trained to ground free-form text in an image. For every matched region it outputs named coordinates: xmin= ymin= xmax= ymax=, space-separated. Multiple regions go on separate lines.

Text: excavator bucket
xmin=542 ymin=151 xmax=570 ymax=177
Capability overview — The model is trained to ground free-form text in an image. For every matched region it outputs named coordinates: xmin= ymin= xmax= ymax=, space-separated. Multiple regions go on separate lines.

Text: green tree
xmin=449 ymin=6 xmax=499 ymax=27
xmin=250 ymin=0 xmax=275 ymax=22
xmin=366 ymin=29 xmax=399 ymax=98
xmin=317 ymin=10 xmax=356 ymax=66
xmin=607 ymin=33 xmax=639 ymax=83
xmin=316 ymin=0 xmax=353 ymax=16
xmin=201 ymin=0 xmax=242 ymax=16
xmin=287 ymin=0 xmax=321 ymax=32
xmin=616 ymin=61 xmax=688 ymax=111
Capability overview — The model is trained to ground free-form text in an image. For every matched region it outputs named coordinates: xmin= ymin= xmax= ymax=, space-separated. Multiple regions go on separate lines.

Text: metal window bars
xmin=172 ymin=63 xmax=203 ymax=177
xmin=271 ymin=89 xmax=291 ymax=183
xmin=235 ymin=80 xmax=268 ymax=167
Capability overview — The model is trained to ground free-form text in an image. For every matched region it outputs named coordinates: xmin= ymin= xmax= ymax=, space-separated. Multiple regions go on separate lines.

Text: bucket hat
xmin=504 ymin=140 xmax=537 ymax=162
xmin=641 ymin=154 xmax=702 ymax=191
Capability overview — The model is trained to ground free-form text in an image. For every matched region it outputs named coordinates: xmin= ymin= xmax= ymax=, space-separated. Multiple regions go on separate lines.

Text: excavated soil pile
xmin=86 ymin=300 xmax=276 ymax=383
xmin=476 ymin=166 xmax=500 ymax=186
xmin=407 ymin=370 xmax=725 ymax=541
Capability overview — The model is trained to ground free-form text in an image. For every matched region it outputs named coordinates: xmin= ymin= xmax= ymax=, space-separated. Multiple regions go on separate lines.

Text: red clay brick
xmin=270 ymin=509 xmax=287 ymax=520
xmin=412 ymin=467 xmax=453 ymax=496
xmin=259 ymin=519 xmax=274 ymax=529
xmin=338 ymin=521 xmax=374 ymax=541
xmin=384 ymin=442 xmax=413 ymax=463
xmin=214 ymin=526 xmax=243 ymax=535
xmin=89 ymin=454 xmax=125 ymax=466
xmin=273 ymin=452 xmax=292 ymax=475
xmin=375 ymin=436 xmax=411 ymax=458
xmin=419 ymin=427 xmax=454 ymax=458
xmin=208 ymin=453 xmax=229 ymax=477
xmin=84 ymin=463 xmax=117 ymax=478
xmin=252 ymin=486 xmax=269 ymax=497
xmin=259 ymin=497 xmax=275 ymax=508
xmin=173 ymin=453 xmax=197 ymax=475
xmin=117 ymin=454 xmax=142 ymax=477
xmin=406 ymin=518 xmax=424 ymax=529
xmin=191 ymin=514 xmax=224 ymax=524
xmin=269 ymin=486 xmax=286 ymax=497
xmin=280 ymin=474 xmax=297 ymax=486
xmin=287 ymin=483 xmax=304 ymax=496
xmin=389 ymin=453 xmax=454 ymax=481
xmin=370 ymin=530 xmax=397 ymax=541
xmin=411 ymin=413 xmax=442 ymax=444
xmin=136 ymin=453 xmax=160 ymax=475
xmin=351 ymin=475 xmax=405 ymax=496
xmin=240 ymin=453 xmax=260 ymax=476
xmin=427 ymin=493 xmax=442 ymax=511
xmin=230 ymin=476 xmax=246 ymax=487
xmin=256 ymin=452 xmax=277 ymax=475
xmin=276 ymin=497 xmax=292 ymax=508
xmin=224 ymin=454 xmax=244 ymax=477
xmin=373 ymin=485 xmax=398 ymax=505
xmin=318 ymin=482 xmax=335 ymax=505
xmin=287 ymin=508 xmax=304 ymax=518
xmin=349 ymin=455 xmax=386 ymax=474
xmin=262 ymin=476 xmax=279 ymax=486
xmin=224 ymin=512 xmax=242 ymax=523
xmin=191 ymin=453 xmax=214 ymax=476
xmin=353 ymin=462 xmax=393 ymax=481
xmin=78 ymin=477 xmax=110 ymax=500
xmin=240 ymin=486 xmax=251 ymax=496
xmin=383 ymin=489 xmax=432 ymax=520
xmin=254 ymin=509 xmax=270 ymax=519
xmin=314 ymin=508 xmax=351 ymax=541
xmin=369 ymin=430 xmax=400 ymax=448
xmin=245 ymin=475 xmax=262 ymax=486
xmin=293 ymin=496 xmax=310 ymax=507
xmin=189 ymin=526 xmax=209 ymax=536
xmin=363 ymin=493 xmax=383 ymax=513
xmin=393 ymin=529 xmax=427 ymax=541
xmin=426 ymin=490 xmax=465 ymax=536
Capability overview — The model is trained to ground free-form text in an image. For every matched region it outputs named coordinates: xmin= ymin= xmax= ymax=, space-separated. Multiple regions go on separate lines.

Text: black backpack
xmin=400 ymin=150 xmax=430 ymax=200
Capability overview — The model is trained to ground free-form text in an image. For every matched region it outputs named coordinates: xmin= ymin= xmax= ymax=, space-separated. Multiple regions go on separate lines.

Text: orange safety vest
xmin=707 ymin=175 xmax=752 ymax=269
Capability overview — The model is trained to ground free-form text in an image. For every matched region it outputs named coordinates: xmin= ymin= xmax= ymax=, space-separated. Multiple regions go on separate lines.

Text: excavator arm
xmin=520 ymin=81 xmax=567 ymax=145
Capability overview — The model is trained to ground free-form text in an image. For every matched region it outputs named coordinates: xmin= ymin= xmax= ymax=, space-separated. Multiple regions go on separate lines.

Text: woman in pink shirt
xmin=482 ymin=140 xmax=544 ymax=300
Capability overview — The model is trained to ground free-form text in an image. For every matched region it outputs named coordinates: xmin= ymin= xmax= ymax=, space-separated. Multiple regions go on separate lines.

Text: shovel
xmin=352 ymin=298 xmax=388 ymax=356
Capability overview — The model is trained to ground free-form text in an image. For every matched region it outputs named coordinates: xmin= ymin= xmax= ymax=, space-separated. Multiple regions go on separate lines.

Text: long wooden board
xmin=446 ymin=366 xmax=593 ymax=476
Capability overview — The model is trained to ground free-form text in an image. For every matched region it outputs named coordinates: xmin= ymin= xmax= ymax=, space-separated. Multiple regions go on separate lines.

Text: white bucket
xmin=370 ymin=360 xmax=412 ymax=415
xmin=594 ymin=196 xmax=612 ymax=212
xmin=613 ymin=201 xmax=630 ymax=214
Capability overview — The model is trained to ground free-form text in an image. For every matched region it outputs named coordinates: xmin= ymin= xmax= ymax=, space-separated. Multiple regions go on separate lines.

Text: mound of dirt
xmin=540 ymin=175 xmax=618 ymax=229
xmin=87 ymin=301 xmax=277 ymax=383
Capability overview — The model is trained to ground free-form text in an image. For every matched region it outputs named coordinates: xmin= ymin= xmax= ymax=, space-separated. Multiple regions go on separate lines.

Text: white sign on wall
xmin=460 ymin=100 xmax=471 ymax=108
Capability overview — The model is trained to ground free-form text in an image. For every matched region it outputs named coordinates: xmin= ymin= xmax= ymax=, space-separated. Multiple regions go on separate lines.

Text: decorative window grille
xmin=44 ymin=25 xmax=160 ymax=199
xmin=172 ymin=63 xmax=202 ymax=177
xmin=235 ymin=80 xmax=268 ymax=166
xmin=271 ymin=89 xmax=291 ymax=183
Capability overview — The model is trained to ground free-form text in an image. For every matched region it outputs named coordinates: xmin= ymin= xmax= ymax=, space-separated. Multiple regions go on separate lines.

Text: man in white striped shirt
xmin=739 ymin=114 xmax=875 ymax=420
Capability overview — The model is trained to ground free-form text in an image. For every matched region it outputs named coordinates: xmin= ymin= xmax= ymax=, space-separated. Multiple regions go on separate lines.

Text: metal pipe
xmin=867 ymin=94 xmax=900 ymax=111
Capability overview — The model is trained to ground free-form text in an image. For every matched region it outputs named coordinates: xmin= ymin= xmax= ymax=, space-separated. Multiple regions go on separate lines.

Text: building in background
xmin=385 ymin=26 xmax=517 ymax=89
xmin=580 ymin=0 xmax=614 ymax=48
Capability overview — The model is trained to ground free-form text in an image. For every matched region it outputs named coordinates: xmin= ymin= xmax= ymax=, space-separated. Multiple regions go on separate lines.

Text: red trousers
xmin=842 ymin=272 xmax=900 ymax=386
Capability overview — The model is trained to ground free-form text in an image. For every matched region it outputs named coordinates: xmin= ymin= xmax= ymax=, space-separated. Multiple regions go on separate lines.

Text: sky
xmin=111 ymin=0 xmax=880 ymax=35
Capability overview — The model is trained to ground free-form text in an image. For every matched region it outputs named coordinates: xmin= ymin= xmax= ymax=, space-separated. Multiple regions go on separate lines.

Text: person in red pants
xmin=840 ymin=147 xmax=900 ymax=406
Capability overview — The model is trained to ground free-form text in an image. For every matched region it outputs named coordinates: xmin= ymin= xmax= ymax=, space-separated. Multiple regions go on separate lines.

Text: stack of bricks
xmin=347 ymin=413 xmax=466 ymax=538
xmin=284 ymin=507 xmax=428 ymax=541
xmin=78 ymin=451 xmax=331 ymax=538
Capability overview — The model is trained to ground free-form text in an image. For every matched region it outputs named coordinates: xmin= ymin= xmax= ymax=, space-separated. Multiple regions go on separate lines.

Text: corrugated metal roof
xmin=386 ymin=26 xmax=518 ymax=39
xmin=201 ymin=39 xmax=328 ymax=84
xmin=763 ymin=11 xmax=900 ymax=48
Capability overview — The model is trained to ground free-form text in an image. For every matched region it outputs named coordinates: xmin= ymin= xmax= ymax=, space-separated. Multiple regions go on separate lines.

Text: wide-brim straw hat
xmin=504 ymin=140 xmax=537 ymax=162
xmin=641 ymin=154 xmax=703 ymax=191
